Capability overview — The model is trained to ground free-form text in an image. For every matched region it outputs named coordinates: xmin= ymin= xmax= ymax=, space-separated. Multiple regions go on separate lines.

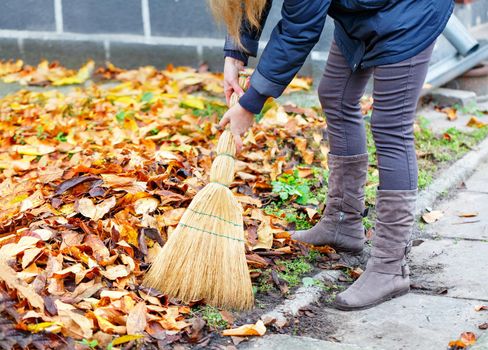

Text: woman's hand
xmin=219 ymin=103 xmax=254 ymax=153
xmin=224 ymin=57 xmax=245 ymax=106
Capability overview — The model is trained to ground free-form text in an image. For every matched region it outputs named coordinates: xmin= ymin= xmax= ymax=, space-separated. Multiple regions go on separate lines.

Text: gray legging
xmin=318 ymin=41 xmax=435 ymax=191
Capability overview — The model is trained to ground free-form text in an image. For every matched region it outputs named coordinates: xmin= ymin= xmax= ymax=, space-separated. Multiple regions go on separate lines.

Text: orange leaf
xmin=222 ymin=320 xmax=266 ymax=337
xmin=460 ymin=331 xmax=477 ymax=345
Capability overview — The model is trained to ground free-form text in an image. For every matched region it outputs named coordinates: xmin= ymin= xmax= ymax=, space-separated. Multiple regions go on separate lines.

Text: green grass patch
xmin=193 ymin=306 xmax=228 ymax=330
xmin=277 ymin=257 xmax=313 ymax=288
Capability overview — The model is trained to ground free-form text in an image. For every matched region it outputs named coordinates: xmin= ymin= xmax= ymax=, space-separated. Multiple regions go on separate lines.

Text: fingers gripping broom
xmin=143 ymin=77 xmax=254 ymax=310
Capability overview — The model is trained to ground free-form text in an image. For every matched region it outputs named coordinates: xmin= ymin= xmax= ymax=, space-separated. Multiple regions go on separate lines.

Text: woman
xmin=210 ymin=0 xmax=454 ymax=310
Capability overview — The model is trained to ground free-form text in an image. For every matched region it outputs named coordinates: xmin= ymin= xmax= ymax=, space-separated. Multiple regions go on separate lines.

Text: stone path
xmin=241 ymin=160 xmax=488 ymax=349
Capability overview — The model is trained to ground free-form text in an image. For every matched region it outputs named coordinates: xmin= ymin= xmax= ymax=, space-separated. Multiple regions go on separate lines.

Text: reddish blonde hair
xmin=208 ymin=0 xmax=266 ymax=50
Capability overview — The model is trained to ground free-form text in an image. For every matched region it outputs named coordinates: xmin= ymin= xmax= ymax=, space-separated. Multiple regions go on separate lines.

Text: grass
xmin=193 ymin=306 xmax=228 ymax=330
xmin=254 ymin=104 xmax=488 ymax=298
xmin=277 ymin=257 xmax=313 ymax=288
xmin=265 ymin=114 xmax=488 ymax=235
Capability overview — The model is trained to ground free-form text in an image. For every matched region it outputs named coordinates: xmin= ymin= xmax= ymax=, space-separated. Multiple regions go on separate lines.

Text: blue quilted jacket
xmin=225 ymin=0 xmax=454 ymax=113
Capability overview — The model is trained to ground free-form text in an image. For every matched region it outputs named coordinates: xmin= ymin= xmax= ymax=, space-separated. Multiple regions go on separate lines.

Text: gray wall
xmin=0 ymin=0 xmax=486 ymax=78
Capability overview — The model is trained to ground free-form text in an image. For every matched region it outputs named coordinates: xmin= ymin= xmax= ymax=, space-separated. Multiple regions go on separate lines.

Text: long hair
xmin=208 ymin=0 xmax=267 ymax=50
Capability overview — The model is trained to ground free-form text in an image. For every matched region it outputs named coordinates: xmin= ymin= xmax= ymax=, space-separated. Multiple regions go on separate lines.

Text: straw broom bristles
xmin=143 ymin=129 xmax=254 ymax=310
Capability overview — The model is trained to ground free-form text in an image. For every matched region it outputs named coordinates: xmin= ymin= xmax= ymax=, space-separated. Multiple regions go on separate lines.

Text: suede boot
xmin=291 ymin=153 xmax=368 ymax=253
xmin=334 ymin=189 xmax=417 ymax=310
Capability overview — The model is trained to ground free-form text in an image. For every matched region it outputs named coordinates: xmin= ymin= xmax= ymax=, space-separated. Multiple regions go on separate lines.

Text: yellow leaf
xmin=52 ymin=60 xmax=94 ymax=86
xmin=14 ymin=144 xmax=55 ymax=156
xmin=466 ymin=116 xmax=487 ymax=128
xmin=180 ymin=96 xmax=205 ymax=110
xmin=222 ymin=320 xmax=266 ymax=336
xmin=27 ymin=322 xmax=63 ymax=333
xmin=111 ymin=334 xmax=144 ymax=346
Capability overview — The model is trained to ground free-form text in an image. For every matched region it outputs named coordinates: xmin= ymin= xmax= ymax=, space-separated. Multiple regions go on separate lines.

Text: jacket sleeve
xmin=246 ymin=0 xmax=330 ymax=108
xmin=223 ymin=0 xmax=273 ymax=65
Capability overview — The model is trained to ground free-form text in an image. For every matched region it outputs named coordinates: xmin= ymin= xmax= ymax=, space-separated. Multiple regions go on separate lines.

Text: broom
xmin=143 ymin=75 xmax=254 ymax=310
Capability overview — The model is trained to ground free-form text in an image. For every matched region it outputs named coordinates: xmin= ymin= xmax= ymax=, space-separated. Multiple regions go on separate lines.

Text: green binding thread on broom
xmin=179 ymin=223 xmax=245 ymax=242
xmin=211 ymin=181 xmax=230 ymax=188
xmin=216 ymin=152 xmax=235 ymax=159
xmin=188 ymin=208 xmax=243 ymax=227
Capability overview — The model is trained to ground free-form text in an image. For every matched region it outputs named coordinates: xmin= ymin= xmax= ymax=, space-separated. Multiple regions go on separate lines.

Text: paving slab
xmin=464 ymin=161 xmax=488 ymax=193
xmin=240 ymin=334 xmax=377 ymax=350
xmin=409 ymin=239 xmax=488 ymax=301
xmin=321 ymin=293 xmax=487 ymax=350
xmin=426 ymin=190 xmax=488 ymax=241
xmin=472 ymin=331 xmax=488 ymax=350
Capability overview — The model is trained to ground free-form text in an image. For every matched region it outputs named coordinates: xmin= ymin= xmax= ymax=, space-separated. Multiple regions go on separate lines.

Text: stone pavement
xmin=241 ymin=160 xmax=488 ymax=349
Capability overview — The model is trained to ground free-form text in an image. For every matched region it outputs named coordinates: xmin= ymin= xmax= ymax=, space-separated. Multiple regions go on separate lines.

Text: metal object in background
xmin=443 ymin=15 xmax=480 ymax=56
xmin=424 ymin=15 xmax=488 ymax=93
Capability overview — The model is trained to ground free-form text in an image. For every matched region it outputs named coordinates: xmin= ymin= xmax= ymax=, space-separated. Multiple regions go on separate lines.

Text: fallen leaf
xmin=111 ymin=334 xmax=145 ymax=346
xmin=460 ymin=332 xmax=476 ymax=346
xmin=78 ymin=196 xmax=116 ymax=221
xmin=475 ymin=305 xmax=488 ymax=311
xmin=466 ymin=116 xmax=487 ymax=128
xmin=422 ymin=210 xmax=443 ymax=224
xmin=222 ymin=320 xmax=266 ymax=337
xmin=0 ymin=263 xmax=45 ymax=310
xmin=305 ymin=208 xmax=318 ymax=220
xmin=126 ymin=302 xmax=147 ymax=335
xmin=134 ymin=197 xmax=159 ymax=215
xmin=458 ymin=212 xmax=479 ymax=218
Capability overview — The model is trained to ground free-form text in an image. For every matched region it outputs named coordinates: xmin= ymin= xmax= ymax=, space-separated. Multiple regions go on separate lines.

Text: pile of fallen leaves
xmin=0 ymin=61 xmax=326 ymax=348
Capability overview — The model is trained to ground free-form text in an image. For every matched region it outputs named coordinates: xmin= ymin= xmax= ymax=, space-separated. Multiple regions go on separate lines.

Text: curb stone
xmin=415 ymin=135 xmax=488 ymax=217
xmin=472 ymin=332 xmax=488 ymax=350
xmin=240 ymin=334 xmax=379 ymax=350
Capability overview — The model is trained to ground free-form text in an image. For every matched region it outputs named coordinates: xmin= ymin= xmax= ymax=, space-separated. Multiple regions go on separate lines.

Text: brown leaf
xmin=0 ymin=263 xmax=45 ymax=310
xmin=126 ymin=302 xmax=147 ymax=335
xmin=78 ymin=196 xmax=116 ymax=221
xmin=101 ymin=265 xmax=130 ymax=280
xmin=55 ymin=300 xmax=93 ymax=339
xmin=460 ymin=331 xmax=476 ymax=346
xmin=474 ymin=305 xmax=488 ymax=311
xmin=458 ymin=212 xmax=479 ymax=218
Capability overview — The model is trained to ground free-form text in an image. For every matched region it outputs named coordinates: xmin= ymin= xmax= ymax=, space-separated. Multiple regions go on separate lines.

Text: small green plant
xmin=79 ymin=339 xmax=98 ymax=349
xmin=193 ymin=102 xmax=226 ymax=118
xmin=36 ymin=125 xmax=46 ymax=139
xmin=149 ymin=128 xmax=160 ymax=135
xmin=55 ymin=132 xmax=67 ymax=142
xmin=256 ymin=270 xmax=274 ymax=294
xmin=115 ymin=111 xmax=126 ymax=122
xmin=264 ymin=205 xmax=313 ymax=230
xmin=272 ymin=171 xmax=314 ymax=205
xmin=140 ymin=91 xmax=154 ymax=103
xmin=277 ymin=257 xmax=312 ymax=287
xmin=199 ymin=306 xmax=228 ymax=330
xmin=302 ymin=276 xmax=324 ymax=288
xmin=305 ymin=249 xmax=322 ymax=263
xmin=362 ymin=215 xmax=374 ymax=230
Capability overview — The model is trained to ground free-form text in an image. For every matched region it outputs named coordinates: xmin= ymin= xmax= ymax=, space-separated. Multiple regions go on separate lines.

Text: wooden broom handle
xmin=229 ymin=74 xmax=250 ymax=108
